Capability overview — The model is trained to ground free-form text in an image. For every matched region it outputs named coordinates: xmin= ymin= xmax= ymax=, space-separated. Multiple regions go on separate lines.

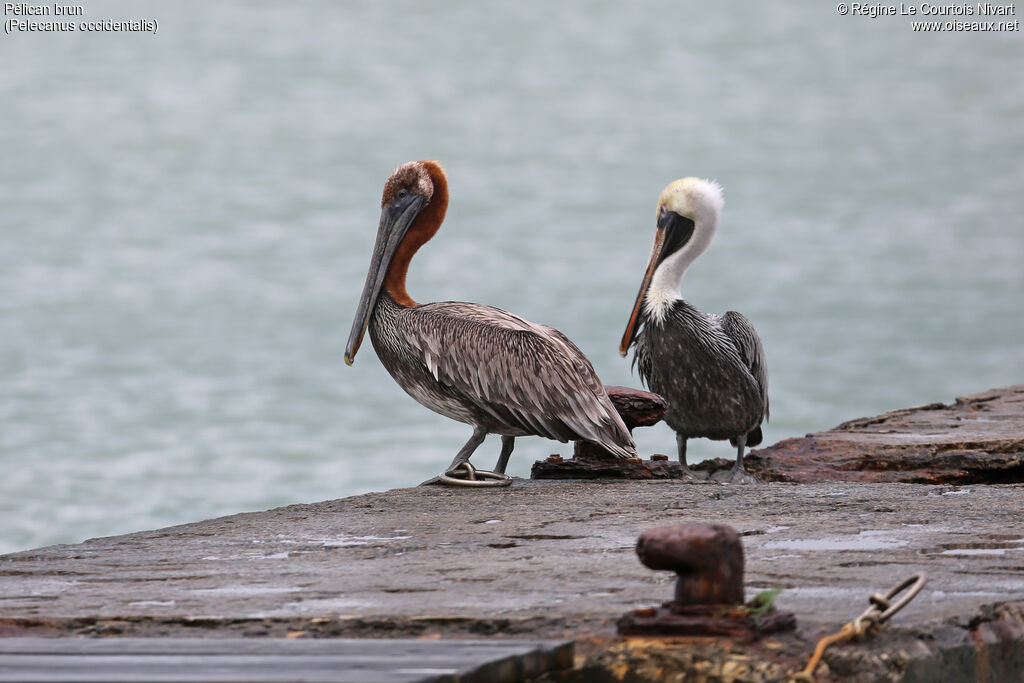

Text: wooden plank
xmin=0 ymin=638 xmax=554 ymax=656
xmin=3 ymin=655 xmax=439 ymax=683
xmin=0 ymin=638 xmax=573 ymax=683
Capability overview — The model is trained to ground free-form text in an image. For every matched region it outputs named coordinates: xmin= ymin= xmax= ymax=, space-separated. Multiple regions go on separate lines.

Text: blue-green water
xmin=2 ymin=1 xmax=1021 ymax=554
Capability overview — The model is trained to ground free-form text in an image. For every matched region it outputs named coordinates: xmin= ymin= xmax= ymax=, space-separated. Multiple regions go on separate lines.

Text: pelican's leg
xmin=420 ymin=426 xmax=513 ymax=487
xmin=493 ymin=436 xmax=515 ymax=475
xmin=421 ymin=426 xmax=490 ymax=486
xmin=728 ymin=434 xmax=759 ymax=485
xmin=445 ymin=426 xmax=488 ymax=473
xmin=676 ymin=434 xmax=698 ymax=482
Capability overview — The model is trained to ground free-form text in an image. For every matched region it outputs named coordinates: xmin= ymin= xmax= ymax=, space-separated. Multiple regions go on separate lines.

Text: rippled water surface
xmin=2 ymin=1 xmax=1022 ymax=553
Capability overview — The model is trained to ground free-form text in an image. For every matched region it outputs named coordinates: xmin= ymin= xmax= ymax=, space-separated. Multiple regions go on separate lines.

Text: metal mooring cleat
xmin=618 ymin=523 xmax=796 ymax=639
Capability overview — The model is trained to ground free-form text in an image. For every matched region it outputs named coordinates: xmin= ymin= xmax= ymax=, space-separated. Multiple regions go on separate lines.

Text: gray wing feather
xmin=721 ymin=311 xmax=770 ymax=421
xmin=396 ymin=302 xmax=637 ymax=457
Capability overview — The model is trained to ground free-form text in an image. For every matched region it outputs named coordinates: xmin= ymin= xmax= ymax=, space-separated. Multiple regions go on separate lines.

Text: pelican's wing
xmin=722 ymin=311 xmax=769 ymax=421
xmin=396 ymin=301 xmax=636 ymax=458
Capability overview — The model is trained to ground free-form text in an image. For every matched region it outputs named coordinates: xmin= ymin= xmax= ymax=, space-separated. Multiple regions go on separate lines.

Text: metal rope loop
xmin=868 ymin=592 xmax=891 ymax=612
xmin=791 ymin=573 xmax=927 ymax=682
xmin=435 ymin=462 xmax=512 ymax=488
xmin=871 ymin=574 xmax=927 ymax=625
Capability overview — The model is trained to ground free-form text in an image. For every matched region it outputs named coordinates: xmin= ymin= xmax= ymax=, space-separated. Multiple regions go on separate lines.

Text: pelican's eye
xmin=397 ymin=188 xmax=409 ymax=200
xmin=657 ymin=204 xmax=672 ymax=229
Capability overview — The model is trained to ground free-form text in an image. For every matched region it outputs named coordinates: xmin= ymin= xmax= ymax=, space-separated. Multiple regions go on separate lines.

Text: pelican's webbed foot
xmin=677 ymin=464 xmax=701 ymax=483
xmin=728 ymin=465 xmax=760 ymax=485
xmin=675 ymin=435 xmax=702 ymax=483
xmin=727 ymin=438 xmax=760 ymax=485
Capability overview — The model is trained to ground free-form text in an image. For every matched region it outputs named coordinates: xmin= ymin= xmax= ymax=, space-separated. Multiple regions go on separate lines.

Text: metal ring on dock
xmin=436 ymin=462 xmax=512 ymax=487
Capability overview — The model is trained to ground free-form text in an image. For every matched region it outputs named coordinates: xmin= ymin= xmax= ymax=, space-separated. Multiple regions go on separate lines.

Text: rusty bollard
xmin=639 ymin=523 xmax=744 ymax=606
xmin=618 ymin=523 xmax=795 ymax=639
xmin=532 ymin=386 xmax=681 ymax=479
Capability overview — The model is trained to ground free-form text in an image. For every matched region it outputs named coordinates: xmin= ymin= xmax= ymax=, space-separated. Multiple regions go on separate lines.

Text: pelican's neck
xmin=643 ymin=213 xmax=718 ymax=323
xmin=383 ymin=164 xmax=449 ymax=308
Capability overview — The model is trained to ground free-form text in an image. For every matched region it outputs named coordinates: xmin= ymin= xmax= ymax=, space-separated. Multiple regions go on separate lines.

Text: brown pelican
xmin=619 ymin=178 xmax=768 ymax=484
xmin=345 ymin=160 xmax=637 ymax=482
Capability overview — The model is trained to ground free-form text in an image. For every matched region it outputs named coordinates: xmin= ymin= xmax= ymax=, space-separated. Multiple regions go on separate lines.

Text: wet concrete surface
xmin=3 ymin=387 xmax=1024 ymax=680
xmin=1 ymin=481 xmax=1022 ymax=641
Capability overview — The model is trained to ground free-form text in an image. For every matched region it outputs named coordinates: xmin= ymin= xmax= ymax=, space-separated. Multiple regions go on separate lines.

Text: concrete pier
xmin=3 ymin=387 xmax=1024 ymax=681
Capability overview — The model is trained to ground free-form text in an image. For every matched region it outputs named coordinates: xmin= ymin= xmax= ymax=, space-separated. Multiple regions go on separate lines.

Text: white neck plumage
xmin=642 ymin=215 xmax=717 ymax=323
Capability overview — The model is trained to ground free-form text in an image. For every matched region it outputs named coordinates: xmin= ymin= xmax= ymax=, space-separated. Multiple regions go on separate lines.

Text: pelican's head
xmin=656 ymin=177 xmax=723 ymax=232
xmin=380 ymin=160 xmax=437 ymax=209
xmin=345 ymin=160 xmax=448 ymax=366
xmin=619 ymin=177 xmax=724 ymax=355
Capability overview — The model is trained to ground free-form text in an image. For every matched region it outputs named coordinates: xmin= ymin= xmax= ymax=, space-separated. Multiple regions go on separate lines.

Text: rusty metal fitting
xmin=605 ymin=385 xmax=668 ymax=431
xmin=531 ymin=386 xmax=687 ymax=480
xmin=618 ymin=523 xmax=795 ymax=638
xmin=637 ymin=523 xmax=745 ymax=607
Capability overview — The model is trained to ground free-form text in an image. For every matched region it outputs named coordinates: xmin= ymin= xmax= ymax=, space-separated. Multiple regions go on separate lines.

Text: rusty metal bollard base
xmin=532 ymin=385 xmax=674 ymax=480
xmin=617 ymin=603 xmax=796 ymax=640
xmin=531 ymin=454 xmax=687 ymax=480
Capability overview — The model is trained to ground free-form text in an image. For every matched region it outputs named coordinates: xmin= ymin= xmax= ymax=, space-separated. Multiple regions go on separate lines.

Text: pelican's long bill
xmin=618 ymin=229 xmax=665 ymax=357
xmin=618 ymin=208 xmax=696 ymax=356
xmin=344 ymin=193 xmax=427 ymax=365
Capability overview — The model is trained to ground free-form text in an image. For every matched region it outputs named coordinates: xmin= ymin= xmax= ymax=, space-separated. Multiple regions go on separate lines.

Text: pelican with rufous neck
xmin=346 ymin=160 xmax=637 ymax=484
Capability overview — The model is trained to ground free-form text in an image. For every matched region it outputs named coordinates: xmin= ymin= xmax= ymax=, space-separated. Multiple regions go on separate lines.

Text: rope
xmin=790 ymin=620 xmax=869 ymax=682
xmin=788 ymin=574 xmax=926 ymax=682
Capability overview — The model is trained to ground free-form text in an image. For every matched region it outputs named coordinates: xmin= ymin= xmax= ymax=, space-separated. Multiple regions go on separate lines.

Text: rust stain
xmin=747 ymin=385 xmax=1024 ymax=484
xmin=0 ymin=618 xmax=60 ymax=638
xmin=970 ymin=624 xmax=990 ymax=682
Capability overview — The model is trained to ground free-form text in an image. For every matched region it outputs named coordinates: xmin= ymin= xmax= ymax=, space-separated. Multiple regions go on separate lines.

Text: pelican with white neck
xmin=619 ymin=177 xmax=769 ymax=484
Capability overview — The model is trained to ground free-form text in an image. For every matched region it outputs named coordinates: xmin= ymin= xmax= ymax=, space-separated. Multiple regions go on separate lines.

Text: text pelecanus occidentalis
xmin=345 ymin=160 xmax=637 ymax=482
xmin=619 ymin=178 xmax=768 ymax=484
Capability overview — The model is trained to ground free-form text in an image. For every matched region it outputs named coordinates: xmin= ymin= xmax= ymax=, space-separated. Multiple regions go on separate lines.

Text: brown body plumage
xmin=346 ymin=160 xmax=636 ymax=476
